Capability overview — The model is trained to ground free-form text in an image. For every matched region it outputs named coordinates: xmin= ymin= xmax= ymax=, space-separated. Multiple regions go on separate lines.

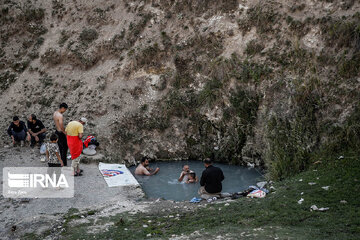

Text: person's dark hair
xmin=59 ymin=103 xmax=68 ymax=109
xmin=13 ymin=116 xmax=19 ymax=121
xmin=50 ymin=133 xmax=58 ymax=141
xmin=141 ymin=156 xmax=149 ymax=163
xmin=204 ymin=158 xmax=212 ymax=165
xmin=189 ymin=172 xmax=196 ymax=178
xmin=31 ymin=114 xmax=37 ymax=121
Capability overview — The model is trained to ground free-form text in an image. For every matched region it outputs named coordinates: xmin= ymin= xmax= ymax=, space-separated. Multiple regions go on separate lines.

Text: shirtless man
xmin=53 ymin=103 xmax=68 ymax=166
xmin=135 ymin=157 xmax=160 ymax=176
xmin=178 ymin=165 xmax=190 ymax=182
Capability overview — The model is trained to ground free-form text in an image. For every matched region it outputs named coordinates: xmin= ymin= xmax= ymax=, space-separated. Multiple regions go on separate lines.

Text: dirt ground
xmin=0 ymin=146 xmax=212 ymax=239
xmin=0 ymin=146 xmax=144 ymax=238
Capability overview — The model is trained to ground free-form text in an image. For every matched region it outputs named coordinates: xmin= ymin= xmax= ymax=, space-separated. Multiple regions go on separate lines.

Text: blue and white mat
xmin=99 ymin=162 xmax=139 ymax=187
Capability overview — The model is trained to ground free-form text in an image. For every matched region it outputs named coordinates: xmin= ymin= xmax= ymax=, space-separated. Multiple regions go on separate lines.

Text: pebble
xmin=143 ymin=224 xmax=148 ymax=228
xmin=340 ymin=200 xmax=347 ymax=204
xmin=308 ymin=182 xmax=316 ymax=185
xmin=146 ymin=233 xmax=151 ymax=237
xmin=224 ymin=203 xmax=230 ymax=206
xmin=321 ymin=186 xmax=329 ymax=190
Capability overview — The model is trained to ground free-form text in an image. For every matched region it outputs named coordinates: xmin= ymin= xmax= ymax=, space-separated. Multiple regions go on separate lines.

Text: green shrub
xmin=79 ymin=29 xmax=98 ymax=45
xmin=265 ymin=85 xmax=320 ymax=180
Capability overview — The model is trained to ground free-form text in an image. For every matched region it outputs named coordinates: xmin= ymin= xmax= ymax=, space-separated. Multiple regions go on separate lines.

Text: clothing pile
xmin=82 ymin=135 xmax=99 ymax=156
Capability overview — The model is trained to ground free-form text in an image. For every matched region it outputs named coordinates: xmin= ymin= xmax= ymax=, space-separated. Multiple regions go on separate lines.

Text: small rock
xmin=298 ymin=198 xmax=304 ymax=204
xmin=308 ymin=182 xmax=316 ymax=185
xmin=340 ymin=200 xmax=347 ymax=204
xmin=299 ymin=179 xmax=303 ymax=182
xmin=148 ymin=220 xmax=152 ymax=223
xmin=143 ymin=224 xmax=148 ymax=228
xmin=338 ymin=156 xmax=344 ymax=159
xmin=124 ymin=228 xmax=128 ymax=231
xmin=310 ymin=205 xmax=329 ymax=212
xmin=224 ymin=203 xmax=230 ymax=206
xmin=301 ymin=192 xmax=304 ymax=195
xmin=321 ymin=186 xmax=329 ymax=190
xmin=146 ymin=233 xmax=151 ymax=237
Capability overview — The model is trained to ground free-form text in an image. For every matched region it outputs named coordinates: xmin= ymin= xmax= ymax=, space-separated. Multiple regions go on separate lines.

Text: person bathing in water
xmin=178 ymin=165 xmax=198 ymax=183
xmin=186 ymin=171 xmax=198 ymax=183
xmin=135 ymin=157 xmax=160 ymax=176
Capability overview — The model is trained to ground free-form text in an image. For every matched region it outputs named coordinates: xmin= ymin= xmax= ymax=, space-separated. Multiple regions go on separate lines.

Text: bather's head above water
xmin=135 ymin=156 xmax=160 ymax=176
xmin=140 ymin=156 xmax=150 ymax=167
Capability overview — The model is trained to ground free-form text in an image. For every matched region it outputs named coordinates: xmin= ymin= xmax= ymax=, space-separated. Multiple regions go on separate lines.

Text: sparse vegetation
xmin=58 ymin=30 xmax=70 ymax=47
xmin=0 ymin=71 xmax=17 ymax=90
xmin=79 ymin=28 xmax=98 ymax=45
xmin=245 ymin=40 xmax=264 ymax=56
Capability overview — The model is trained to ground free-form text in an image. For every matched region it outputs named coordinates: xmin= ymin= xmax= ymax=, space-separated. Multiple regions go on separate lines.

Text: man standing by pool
xmin=54 ymin=103 xmax=68 ymax=166
xmin=135 ymin=157 xmax=160 ymax=176
xmin=199 ymin=158 xmax=224 ymax=199
xmin=65 ymin=117 xmax=87 ymax=176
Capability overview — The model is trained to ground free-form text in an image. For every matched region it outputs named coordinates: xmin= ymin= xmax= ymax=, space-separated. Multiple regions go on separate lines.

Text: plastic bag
xmin=40 ymin=143 xmax=46 ymax=155
xmin=247 ymin=189 xmax=266 ymax=198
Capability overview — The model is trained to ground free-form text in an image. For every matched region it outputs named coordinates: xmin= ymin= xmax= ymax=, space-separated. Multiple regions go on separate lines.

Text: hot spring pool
xmin=129 ymin=161 xmax=263 ymax=202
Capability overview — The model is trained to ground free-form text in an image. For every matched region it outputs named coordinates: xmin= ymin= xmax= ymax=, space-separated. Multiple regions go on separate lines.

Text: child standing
xmin=46 ymin=134 xmax=64 ymax=167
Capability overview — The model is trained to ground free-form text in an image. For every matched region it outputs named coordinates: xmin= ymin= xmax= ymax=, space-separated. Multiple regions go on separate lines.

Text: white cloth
xmin=98 ymin=162 xmax=139 ymax=187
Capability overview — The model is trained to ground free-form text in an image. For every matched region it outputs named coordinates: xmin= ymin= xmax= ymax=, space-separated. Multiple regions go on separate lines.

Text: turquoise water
xmin=129 ymin=161 xmax=263 ymax=202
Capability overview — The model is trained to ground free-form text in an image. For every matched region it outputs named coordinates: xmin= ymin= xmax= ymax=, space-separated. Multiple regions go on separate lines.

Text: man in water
xmin=135 ymin=157 xmax=160 ymax=176
xmin=7 ymin=116 xmax=30 ymax=147
xmin=53 ymin=103 xmax=68 ymax=166
xmin=199 ymin=158 xmax=224 ymax=199
xmin=178 ymin=164 xmax=190 ymax=182
xmin=27 ymin=114 xmax=47 ymax=147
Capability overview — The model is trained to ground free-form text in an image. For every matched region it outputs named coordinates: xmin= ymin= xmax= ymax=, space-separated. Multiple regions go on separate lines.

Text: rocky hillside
xmin=1 ymin=0 xmax=359 ymax=179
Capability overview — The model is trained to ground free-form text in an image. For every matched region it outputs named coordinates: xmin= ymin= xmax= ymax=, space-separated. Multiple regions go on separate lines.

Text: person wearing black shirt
xmin=7 ymin=116 xmax=30 ymax=147
xmin=27 ymin=114 xmax=47 ymax=147
xmin=199 ymin=158 xmax=225 ymax=199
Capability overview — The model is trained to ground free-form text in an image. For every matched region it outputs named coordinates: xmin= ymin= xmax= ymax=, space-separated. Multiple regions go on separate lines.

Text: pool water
xmin=129 ymin=161 xmax=263 ymax=202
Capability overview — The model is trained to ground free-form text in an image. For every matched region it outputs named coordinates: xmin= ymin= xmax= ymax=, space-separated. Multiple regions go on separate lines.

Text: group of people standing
xmin=7 ymin=103 xmax=87 ymax=176
xmin=135 ymin=157 xmax=225 ymax=199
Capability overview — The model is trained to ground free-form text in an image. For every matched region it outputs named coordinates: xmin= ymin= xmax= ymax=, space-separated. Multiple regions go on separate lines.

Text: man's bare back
xmin=53 ymin=111 xmax=65 ymax=133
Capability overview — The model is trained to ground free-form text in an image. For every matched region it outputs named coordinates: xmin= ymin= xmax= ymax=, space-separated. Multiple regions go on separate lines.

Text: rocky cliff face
xmin=1 ymin=0 xmax=359 ymax=179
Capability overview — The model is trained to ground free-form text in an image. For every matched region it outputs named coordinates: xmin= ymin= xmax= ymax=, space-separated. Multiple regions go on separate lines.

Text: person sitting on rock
xmin=7 ymin=116 xmax=30 ymax=147
xmin=135 ymin=157 xmax=160 ymax=176
xmin=27 ymin=114 xmax=47 ymax=147
xmin=198 ymin=158 xmax=224 ymax=199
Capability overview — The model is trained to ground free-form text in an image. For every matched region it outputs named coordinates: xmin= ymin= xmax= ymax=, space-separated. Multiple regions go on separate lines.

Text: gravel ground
xmin=0 ymin=146 xmax=144 ymax=239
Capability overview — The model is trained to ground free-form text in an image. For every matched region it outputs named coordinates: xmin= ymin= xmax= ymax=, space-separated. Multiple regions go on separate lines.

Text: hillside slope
xmin=1 ymin=0 xmax=359 ymax=179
